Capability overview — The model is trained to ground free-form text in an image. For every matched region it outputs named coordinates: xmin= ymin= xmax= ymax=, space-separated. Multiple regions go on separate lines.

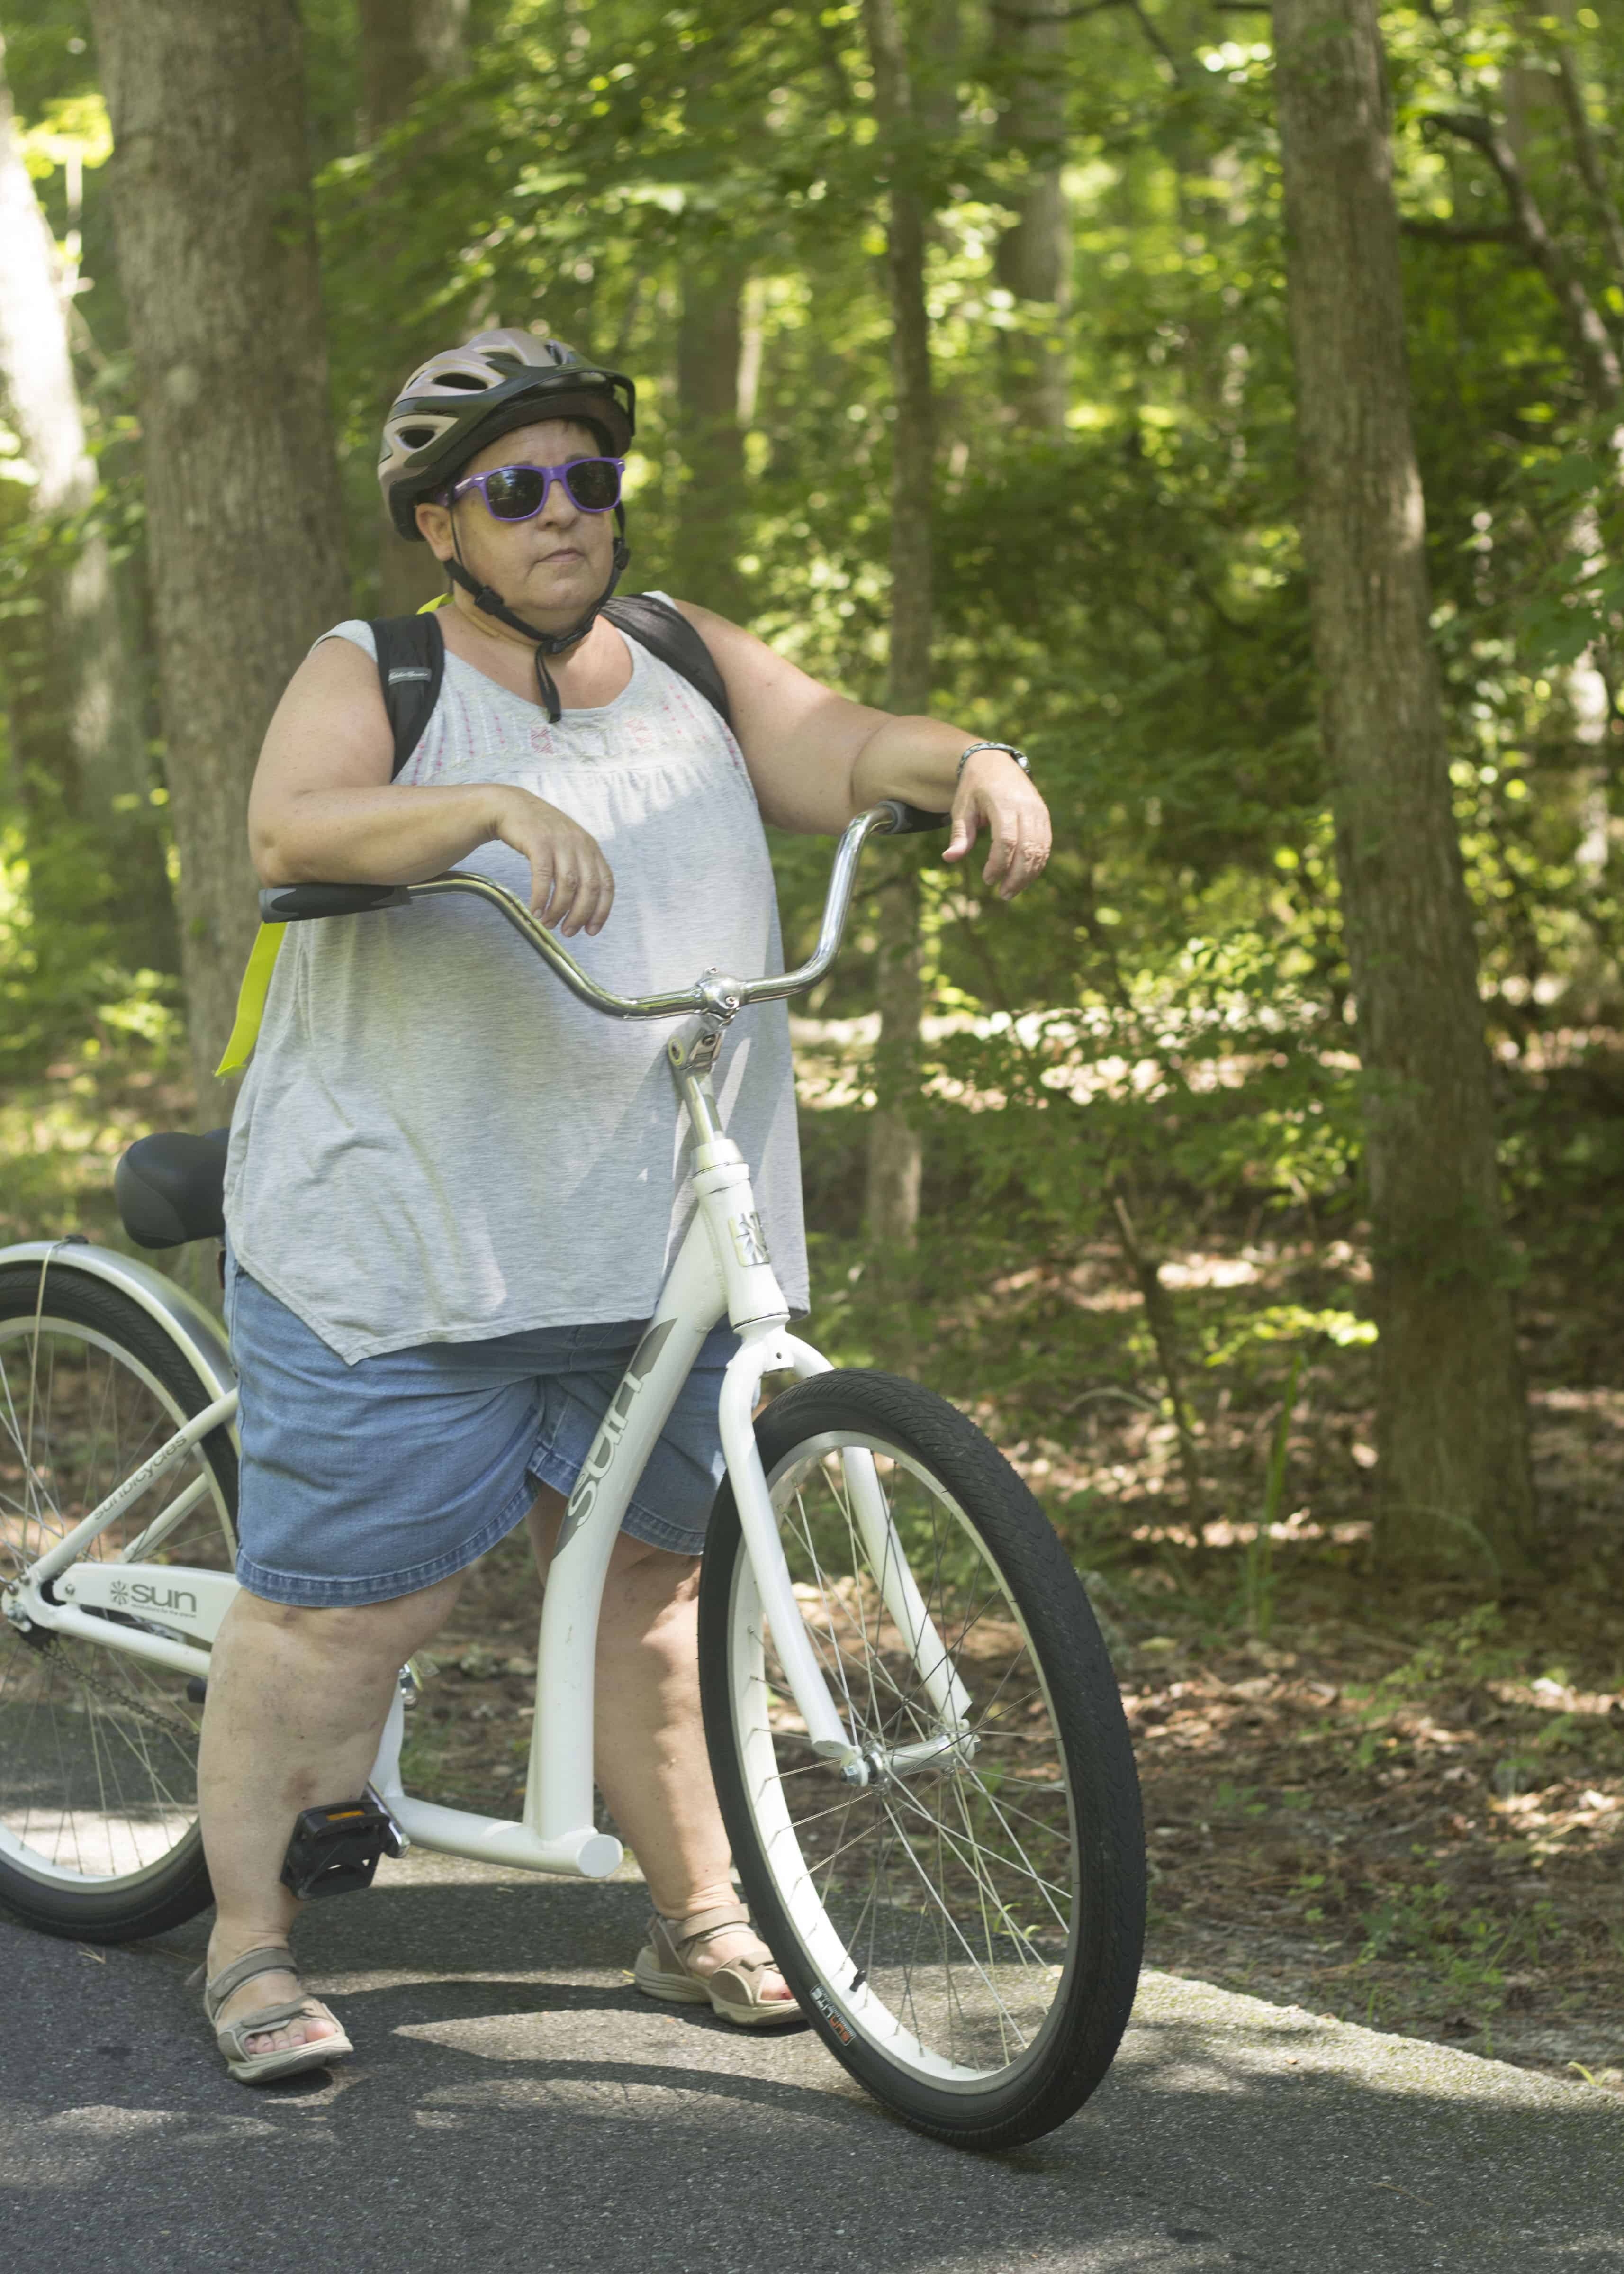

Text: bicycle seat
xmin=114 ymin=1128 xmax=231 ymax=1249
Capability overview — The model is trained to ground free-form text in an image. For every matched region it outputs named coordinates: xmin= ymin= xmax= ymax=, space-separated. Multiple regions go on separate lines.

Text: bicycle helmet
xmin=378 ymin=327 xmax=640 ymax=720
xmin=379 ymin=327 xmax=635 ymax=539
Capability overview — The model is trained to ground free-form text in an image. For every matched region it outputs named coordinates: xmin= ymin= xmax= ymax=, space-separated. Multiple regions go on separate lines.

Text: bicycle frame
xmin=3 ymin=1011 xmax=968 ymax=1881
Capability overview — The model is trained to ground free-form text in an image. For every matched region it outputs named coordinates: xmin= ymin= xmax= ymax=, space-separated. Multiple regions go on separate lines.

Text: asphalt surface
xmin=3 ymin=1847 xmax=1619 ymax=2274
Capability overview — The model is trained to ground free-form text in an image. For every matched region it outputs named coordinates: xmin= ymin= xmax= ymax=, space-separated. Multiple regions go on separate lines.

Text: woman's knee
xmin=609 ymin=1528 xmax=698 ymax=1587
xmin=596 ymin=1534 xmax=701 ymax=1651
xmin=231 ymin=1569 xmax=464 ymax=1666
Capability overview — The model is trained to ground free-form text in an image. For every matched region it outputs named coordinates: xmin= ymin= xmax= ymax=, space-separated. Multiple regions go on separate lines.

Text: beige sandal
xmin=193 ymin=1945 xmax=353 ymax=2084
xmin=632 ymin=1901 xmax=803 ymax=2028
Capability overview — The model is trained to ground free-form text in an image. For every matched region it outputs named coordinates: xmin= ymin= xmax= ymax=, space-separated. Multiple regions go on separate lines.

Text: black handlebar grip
xmin=877 ymin=800 xmax=952 ymax=836
xmin=259 ymin=883 xmax=413 ymax=922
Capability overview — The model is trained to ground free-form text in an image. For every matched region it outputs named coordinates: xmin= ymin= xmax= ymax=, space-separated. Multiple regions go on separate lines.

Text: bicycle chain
xmin=5 ymin=1624 xmax=201 ymax=1750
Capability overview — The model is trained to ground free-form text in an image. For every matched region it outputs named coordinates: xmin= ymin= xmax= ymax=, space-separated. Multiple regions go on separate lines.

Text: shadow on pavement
xmin=3 ymin=1866 xmax=1621 ymax=2274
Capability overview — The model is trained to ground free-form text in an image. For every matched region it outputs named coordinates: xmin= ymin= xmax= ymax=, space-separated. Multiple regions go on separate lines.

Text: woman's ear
xmin=415 ymin=497 xmax=452 ymax=559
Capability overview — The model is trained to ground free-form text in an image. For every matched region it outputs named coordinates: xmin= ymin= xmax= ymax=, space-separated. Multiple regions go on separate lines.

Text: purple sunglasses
xmin=445 ymin=457 xmax=625 ymax=521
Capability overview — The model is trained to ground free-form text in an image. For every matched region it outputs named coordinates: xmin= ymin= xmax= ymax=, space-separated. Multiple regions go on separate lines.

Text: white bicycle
xmin=0 ymin=802 xmax=1145 ymax=2149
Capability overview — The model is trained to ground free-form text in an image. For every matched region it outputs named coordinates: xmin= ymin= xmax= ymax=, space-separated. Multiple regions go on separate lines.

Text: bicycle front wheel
xmin=0 ymin=1260 xmax=235 ymax=1940
xmin=697 ymin=1368 xmax=1145 ymax=2149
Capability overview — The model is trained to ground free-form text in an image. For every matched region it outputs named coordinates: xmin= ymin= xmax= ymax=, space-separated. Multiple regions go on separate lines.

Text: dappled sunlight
xmin=1125 ymin=1971 xmax=1619 ymax=2113
xmin=1111 ymin=1602 xmax=1624 ymax=2093
xmin=0 ymin=1057 xmax=192 ymax=1252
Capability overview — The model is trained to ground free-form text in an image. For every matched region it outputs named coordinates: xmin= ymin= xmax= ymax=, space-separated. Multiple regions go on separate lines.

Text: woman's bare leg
xmin=527 ymin=1488 xmax=792 ymax=2001
xmin=196 ymin=1572 xmax=463 ymax=2057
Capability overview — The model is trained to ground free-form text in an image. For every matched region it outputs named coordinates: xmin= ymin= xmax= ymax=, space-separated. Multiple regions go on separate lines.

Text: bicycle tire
xmin=0 ymin=1260 xmax=235 ymax=1940
xmin=697 ymin=1368 xmax=1145 ymax=2149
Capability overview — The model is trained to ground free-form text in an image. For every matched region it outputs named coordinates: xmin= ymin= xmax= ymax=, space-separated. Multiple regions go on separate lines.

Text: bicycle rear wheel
xmin=0 ymin=1260 xmax=235 ymax=1939
xmin=697 ymin=1368 xmax=1145 ymax=2149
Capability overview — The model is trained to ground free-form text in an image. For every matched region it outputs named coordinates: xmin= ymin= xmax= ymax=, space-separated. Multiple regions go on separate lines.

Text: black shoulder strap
xmin=371 ymin=595 xmax=732 ymax=774
xmin=371 ymin=613 xmax=446 ymax=781
xmin=603 ymin=594 xmax=733 ymax=731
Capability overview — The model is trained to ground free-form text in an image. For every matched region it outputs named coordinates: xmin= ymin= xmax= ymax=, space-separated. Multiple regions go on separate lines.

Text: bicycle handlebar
xmin=256 ymin=798 xmax=950 ymax=1026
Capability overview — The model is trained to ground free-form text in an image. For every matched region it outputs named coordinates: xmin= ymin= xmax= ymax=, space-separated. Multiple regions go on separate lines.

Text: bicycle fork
xmin=716 ymin=1336 xmax=973 ymax=1785
xmin=690 ymin=1079 xmax=974 ymax=1787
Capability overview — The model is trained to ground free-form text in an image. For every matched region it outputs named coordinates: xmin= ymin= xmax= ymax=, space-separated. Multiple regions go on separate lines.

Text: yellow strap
xmin=217 ymin=609 xmax=443 ymax=1075
xmin=214 ymin=922 xmax=287 ymax=1076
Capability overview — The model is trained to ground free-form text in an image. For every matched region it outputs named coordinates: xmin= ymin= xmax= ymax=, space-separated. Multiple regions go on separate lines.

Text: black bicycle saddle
xmin=114 ymin=1128 xmax=231 ymax=1249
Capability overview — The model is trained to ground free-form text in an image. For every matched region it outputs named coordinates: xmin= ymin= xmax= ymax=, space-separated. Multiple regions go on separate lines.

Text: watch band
xmin=957 ymin=740 xmax=1031 ymax=779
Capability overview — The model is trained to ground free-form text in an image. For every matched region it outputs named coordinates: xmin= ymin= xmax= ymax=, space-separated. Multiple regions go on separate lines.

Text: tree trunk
xmin=991 ymin=0 xmax=1072 ymax=432
xmin=358 ymin=0 xmax=469 ymax=140
xmin=90 ymin=0 xmax=351 ymax=1119
xmin=1111 ymin=1190 xmax=1205 ymax=1516
xmin=863 ymin=0 xmax=938 ymax=1253
xmin=1272 ymin=0 xmax=1538 ymax=1573
xmin=359 ymin=0 xmax=469 ymax=616
xmin=0 ymin=30 xmax=172 ymax=972
xmin=672 ymin=250 xmax=749 ymax=623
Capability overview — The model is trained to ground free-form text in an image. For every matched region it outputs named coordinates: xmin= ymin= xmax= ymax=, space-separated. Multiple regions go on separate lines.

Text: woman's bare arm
xmin=671 ymin=601 xmax=1051 ymax=899
xmin=248 ymin=636 xmax=614 ymax=934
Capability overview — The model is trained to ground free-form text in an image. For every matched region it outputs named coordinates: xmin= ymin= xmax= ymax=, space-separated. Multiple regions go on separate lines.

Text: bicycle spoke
xmin=728 ymin=1422 xmax=1086 ymax=2093
xmin=0 ymin=1301 xmax=230 ymax=1904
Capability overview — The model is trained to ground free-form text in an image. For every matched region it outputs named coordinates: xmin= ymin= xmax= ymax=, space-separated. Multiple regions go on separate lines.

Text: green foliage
xmin=1355 ymin=1868 xmax=1560 ymax=2016
xmin=1344 ymin=1605 xmax=1523 ymax=1772
xmin=5 ymin=0 xmax=1624 ymax=1566
xmin=0 ymin=801 xmax=180 ymax=1074
xmin=920 ymin=918 xmax=1363 ymax=1279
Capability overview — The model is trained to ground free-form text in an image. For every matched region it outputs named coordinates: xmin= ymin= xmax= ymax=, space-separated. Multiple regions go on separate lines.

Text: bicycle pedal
xmin=280 ymin=1789 xmax=407 ymax=1901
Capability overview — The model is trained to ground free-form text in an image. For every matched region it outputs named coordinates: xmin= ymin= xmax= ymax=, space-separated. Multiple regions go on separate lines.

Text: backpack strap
xmin=604 ymin=595 xmax=733 ymax=731
xmin=370 ymin=595 xmax=731 ymax=772
xmin=219 ymin=598 xmax=731 ymax=1080
xmin=370 ymin=611 xmax=447 ymax=781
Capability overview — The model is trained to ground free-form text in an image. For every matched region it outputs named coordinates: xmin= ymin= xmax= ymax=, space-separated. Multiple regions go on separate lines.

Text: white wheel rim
xmin=0 ymin=1311 xmax=230 ymax=1890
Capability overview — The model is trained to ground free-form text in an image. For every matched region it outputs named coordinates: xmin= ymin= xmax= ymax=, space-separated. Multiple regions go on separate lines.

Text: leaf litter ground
xmin=7 ymin=1050 xmax=1621 ymax=2097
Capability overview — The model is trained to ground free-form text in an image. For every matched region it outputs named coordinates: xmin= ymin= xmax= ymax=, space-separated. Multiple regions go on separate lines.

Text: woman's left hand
xmin=942 ymin=753 xmax=1053 ymax=901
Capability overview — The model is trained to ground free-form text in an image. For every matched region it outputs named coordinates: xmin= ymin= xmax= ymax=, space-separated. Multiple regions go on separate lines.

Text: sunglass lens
xmin=564 ymin=459 xmax=621 ymax=512
xmin=483 ymin=467 xmax=547 ymax=520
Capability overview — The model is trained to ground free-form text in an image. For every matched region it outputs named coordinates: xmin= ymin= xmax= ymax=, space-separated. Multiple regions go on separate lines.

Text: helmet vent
xmin=397 ymin=423 xmax=440 ymax=447
xmin=437 ymin=371 xmax=487 ymax=390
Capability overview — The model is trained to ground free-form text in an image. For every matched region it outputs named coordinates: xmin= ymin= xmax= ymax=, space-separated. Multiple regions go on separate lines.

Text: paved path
xmin=4 ymin=1849 xmax=1619 ymax=2273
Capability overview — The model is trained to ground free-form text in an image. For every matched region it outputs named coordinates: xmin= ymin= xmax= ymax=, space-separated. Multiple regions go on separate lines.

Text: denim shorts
xmin=222 ymin=1236 xmax=737 ymax=1608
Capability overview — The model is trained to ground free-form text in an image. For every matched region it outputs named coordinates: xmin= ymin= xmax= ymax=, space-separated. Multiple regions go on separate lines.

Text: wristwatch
xmin=957 ymin=740 xmax=1031 ymax=780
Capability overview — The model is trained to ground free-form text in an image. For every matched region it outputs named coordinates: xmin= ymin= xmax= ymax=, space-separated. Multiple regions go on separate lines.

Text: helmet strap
xmin=445 ymin=505 xmax=632 ymax=726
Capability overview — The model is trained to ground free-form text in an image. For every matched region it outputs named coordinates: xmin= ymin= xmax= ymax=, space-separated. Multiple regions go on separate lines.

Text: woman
xmin=201 ymin=326 xmax=1051 ymax=2082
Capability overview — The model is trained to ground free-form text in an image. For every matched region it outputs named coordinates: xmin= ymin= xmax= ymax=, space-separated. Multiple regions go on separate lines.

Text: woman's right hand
xmin=489 ymin=787 xmax=614 ymax=937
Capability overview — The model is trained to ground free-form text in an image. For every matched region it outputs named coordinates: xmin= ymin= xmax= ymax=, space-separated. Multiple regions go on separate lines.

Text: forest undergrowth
xmin=5 ymin=1035 xmax=1622 ymax=2093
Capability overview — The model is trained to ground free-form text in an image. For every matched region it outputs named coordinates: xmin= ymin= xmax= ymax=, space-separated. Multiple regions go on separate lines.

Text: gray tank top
xmin=223 ymin=609 xmax=808 ymax=1365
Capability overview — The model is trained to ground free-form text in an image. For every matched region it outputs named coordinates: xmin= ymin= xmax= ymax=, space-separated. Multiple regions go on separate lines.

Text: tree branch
xmin=1399 ymin=217 xmax=1523 ymax=249
xmin=992 ymin=0 xmax=1135 ymax=21
xmin=1552 ymin=42 xmax=1624 ymax=305
xmin=993 ymin=0 xmax=1178 ymax=52
xmin=1427 ymin=110 xmax=1624 ymax=411
xmin=1127 ymin=0 xmax=1183 ymax=78
xmin=994 ymin=0 xmax=1189 ymax=82
xmin=608 ymin=273 xmax=646 ymax=368
xmin=813 ymin=5 xmax=857 ymax=109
